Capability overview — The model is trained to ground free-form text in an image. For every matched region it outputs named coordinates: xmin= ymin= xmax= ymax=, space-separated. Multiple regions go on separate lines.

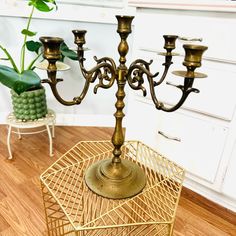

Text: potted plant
xmin=0 ymin=0 xmax=76 ymax=121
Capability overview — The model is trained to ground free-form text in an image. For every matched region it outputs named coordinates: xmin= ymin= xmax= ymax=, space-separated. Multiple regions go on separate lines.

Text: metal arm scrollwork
xmin=127 ymin=59 xmax=158 ymax=96
xmin=39 ymin=15 xmax=208 ymax=200
xmin=39 ymin=33 xmax=117 ymax=106
xmin=127 ymin=36 xmax=208 ymax=112
xmin=127 ymin=35 xmax=177 ymax=94
xmin=72 ymin=30 xmax=117 ymax=93
xmin=127 ymin=58 xmax=200 ymax=112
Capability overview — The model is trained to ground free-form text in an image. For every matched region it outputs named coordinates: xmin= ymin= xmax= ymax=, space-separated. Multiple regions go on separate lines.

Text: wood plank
xmin=0 ymin=227 xmax=19 ymax=236
xmin=175 ymin=202 xmax=233 ymax=236
xmin=0 ymin=214 xmax=10 ymax=233
xmin=181 ymin=187 xmax=236 ymax=226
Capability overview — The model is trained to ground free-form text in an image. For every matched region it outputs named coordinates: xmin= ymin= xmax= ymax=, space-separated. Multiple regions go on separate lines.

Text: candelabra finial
xmin=40 ymin=15 xmax=207 ymax=199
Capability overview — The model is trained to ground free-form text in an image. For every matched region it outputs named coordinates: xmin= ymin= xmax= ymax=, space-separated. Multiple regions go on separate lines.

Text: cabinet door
xmin=125 ymin=97 xmax=228 ymax=184
xmin=222 ymin=141 xmax=236 ymax=200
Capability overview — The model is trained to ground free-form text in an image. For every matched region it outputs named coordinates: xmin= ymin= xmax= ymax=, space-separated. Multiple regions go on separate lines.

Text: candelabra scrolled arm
xmin=154 ymin=55 xmax=173 ymax=87
xmin=39 ymin=36 xmax=89 ymax=106
xmin=42 ymin=68 xmax=91 ymax=106
xmin=43 ymin=58 xmax=117 ymax=106
xmin=127 ymin=59 xmax=159 ymax=96
xmin=127 ymin=40 xmax=207 ymax=112
xmin=39 ymin=35 xmax=117 ymax=106
xmin=144 ymin=74 xmax=199 ymax=112
xmin=156 ymin=43 xmax=208 ymax=112
xmin=76 ymin=55 xmax=117 ymax=94
xmin=72 ymin=30 xmax=116 ymax=93
xmin=73 ymin=29 xmax=117 ymax=93
xmin=127 ymin=33 xmax=178 ymax=90
xmin=156 ymin=78 xmax=199 ymax=112
xmin=151 ymin=34 xmax=178 ymax=86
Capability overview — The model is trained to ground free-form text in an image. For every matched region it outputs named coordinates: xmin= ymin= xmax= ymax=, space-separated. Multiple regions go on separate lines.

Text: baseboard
xmin=181 ymin=186 xmax=236 ymax=225
xmin=55 ymin=113 xmax=117 ymax=127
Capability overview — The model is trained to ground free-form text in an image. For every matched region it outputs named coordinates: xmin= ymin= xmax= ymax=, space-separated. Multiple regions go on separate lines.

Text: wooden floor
xmin=0 ymin=125 xmax=235 ymax=236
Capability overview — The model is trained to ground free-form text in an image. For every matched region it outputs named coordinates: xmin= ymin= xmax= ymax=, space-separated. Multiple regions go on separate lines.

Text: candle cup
xmin=72 ymin=30 xmax=87 ymax=46
xmin=182 ymin=44 xmax=208 ymax=78
xmin=163 ymin=35 xmax=178 ymax=53
xmin=40 ymin=36 xmax=64 ymax=72
xmin=183 ymin=44 xmax=208 ymax=68
xmin=116 ymin=15 xmax=134 ymax=34
xmin=172 ymin=44 xmax=208 ymax=79
xmin=39 ymin=36 xmax=64 ymax=61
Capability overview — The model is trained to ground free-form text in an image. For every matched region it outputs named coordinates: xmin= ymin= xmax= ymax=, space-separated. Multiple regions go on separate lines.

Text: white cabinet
xmin=125 ymin=90 xmax=236 ymax=210
xmin=222 ymin=141 xmax=236 ymax=200
xmin=125 ymin=95 xmax=228 ymax=185
xmin=125 ymin=7 xmax=236 ymax=211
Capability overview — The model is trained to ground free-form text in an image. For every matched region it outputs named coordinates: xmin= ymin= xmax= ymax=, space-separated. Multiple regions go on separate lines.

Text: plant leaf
xmin=42 ymin=0 xmax=57 ymax=9
xmin=60 ymin=42 xmax=78 ymax=61
xmin=26 ymin=40 xmax=42 ymax=54
xmin=0 ymin=65 xmax=41 ymax=94
xmin=28 ymin=0 xmax=57 ymax=10
xmin=31 ymin=0 xmax=53 ymax=12
xmin=21 ymin=29 xmax=37 ymax=37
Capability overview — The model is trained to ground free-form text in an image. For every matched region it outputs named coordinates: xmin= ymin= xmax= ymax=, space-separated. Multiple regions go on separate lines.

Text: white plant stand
xmin=6 ymin=109 xmax=56 ymax=159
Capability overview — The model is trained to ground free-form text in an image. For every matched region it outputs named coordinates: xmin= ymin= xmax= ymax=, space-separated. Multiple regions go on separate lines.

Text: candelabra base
xmin=85 ymin=158 xmax=146 ymax=199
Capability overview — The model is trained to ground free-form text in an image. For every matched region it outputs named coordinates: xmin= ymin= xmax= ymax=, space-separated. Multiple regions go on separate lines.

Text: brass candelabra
xmin=39 ymin=15 xmax=207 ymax=199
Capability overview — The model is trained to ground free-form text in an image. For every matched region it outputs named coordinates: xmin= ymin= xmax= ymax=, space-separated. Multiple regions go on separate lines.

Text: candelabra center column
xmin=112 ymin=15 xmax=132 ymax=164
xmin=85 ymin=16 xmax=146 ymax=199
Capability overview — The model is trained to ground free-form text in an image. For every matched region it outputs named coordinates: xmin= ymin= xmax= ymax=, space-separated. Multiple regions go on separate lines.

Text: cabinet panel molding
xmin=128 ymin=0 xmax=236 ymax=12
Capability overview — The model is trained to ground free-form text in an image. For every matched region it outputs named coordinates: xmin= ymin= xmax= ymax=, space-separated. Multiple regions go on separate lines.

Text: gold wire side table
xmin=40 ymin=140 xmax=185 ymax=236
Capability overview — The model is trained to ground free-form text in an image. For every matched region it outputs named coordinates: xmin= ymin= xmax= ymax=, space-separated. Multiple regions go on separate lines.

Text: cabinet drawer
xmin=125 ymin=99 xmax=228 ymax=183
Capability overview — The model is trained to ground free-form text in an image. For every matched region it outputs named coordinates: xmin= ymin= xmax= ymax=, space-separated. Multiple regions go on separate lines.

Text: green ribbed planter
xmin=11 ymin=87 xmax=48 ymax=121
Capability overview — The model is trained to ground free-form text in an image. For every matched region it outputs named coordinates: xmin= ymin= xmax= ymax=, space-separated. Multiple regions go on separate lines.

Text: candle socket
xmin=72 ymin=30 xmax=87 ymax=47
xmin=183 ymin=44 xmax=208 ymax=68
xmin=182 ymin=44 xmax=208 ymax=78
xmin=116 ymin=15 xmax=134 ymax=35
xmin=40 ymin=36 xmax=64 ymax=61
xmin=163 ymin=35 xmax=178 ymax=54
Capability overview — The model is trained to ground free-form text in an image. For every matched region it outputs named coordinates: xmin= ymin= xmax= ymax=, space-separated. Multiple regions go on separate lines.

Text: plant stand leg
xmin=17 ymin=128 xmax=22 ymax=139
xmin=7 ymin=125 xmax=13 ymax=159
xmin=52 ymin=121 xmax=55 ymax=138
